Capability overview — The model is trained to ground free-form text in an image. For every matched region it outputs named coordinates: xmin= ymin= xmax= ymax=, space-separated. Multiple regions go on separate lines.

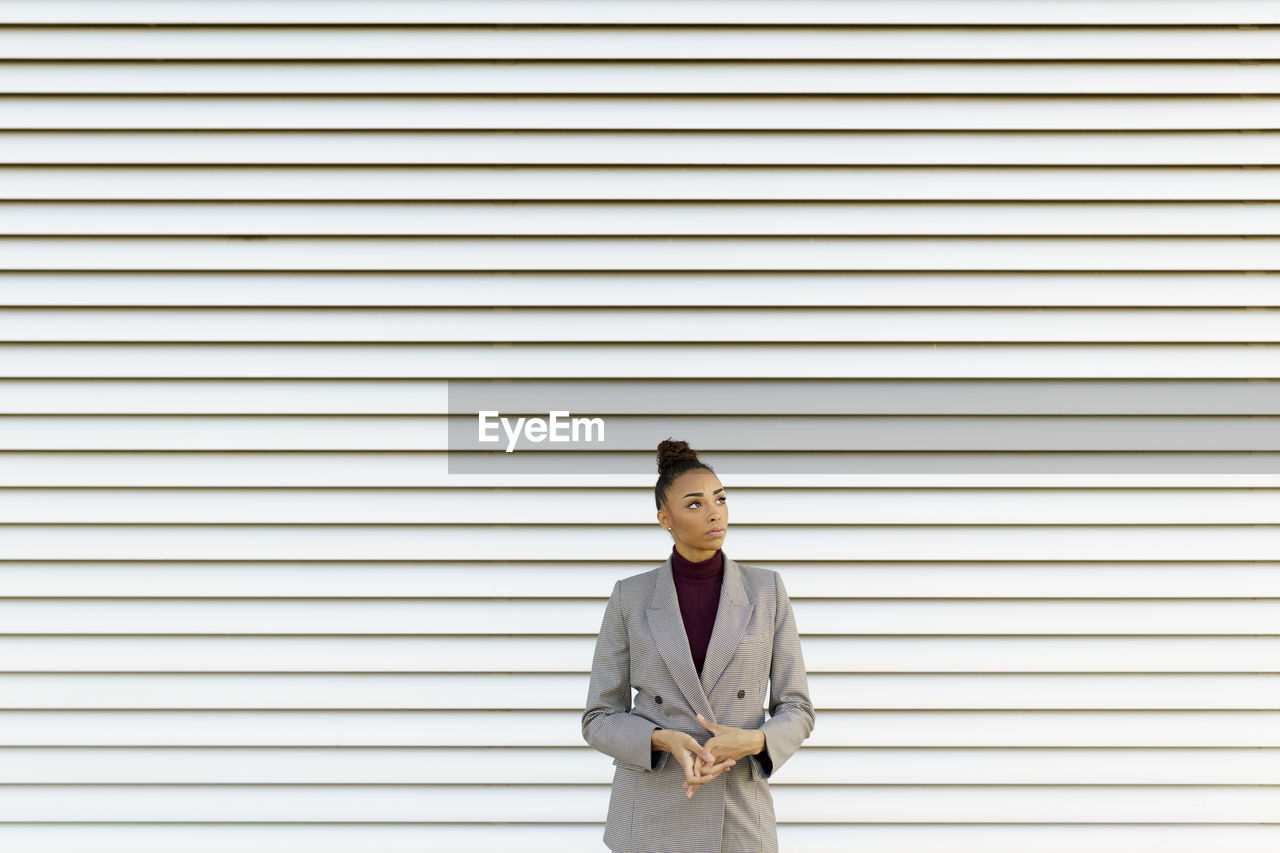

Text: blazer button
xmin=655 ymin=695 xmax=662 ymax=703
xmin=737 ymin=689 xmax=745 ymax=698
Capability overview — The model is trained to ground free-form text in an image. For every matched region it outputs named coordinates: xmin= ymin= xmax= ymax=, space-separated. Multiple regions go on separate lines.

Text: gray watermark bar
xmin=447 ymin=379 xmax=1280 ymax=475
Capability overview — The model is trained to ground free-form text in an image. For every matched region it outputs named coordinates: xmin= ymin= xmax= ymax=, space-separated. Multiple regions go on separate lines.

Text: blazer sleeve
xmin=581 ymin=579 xmax=666 ymax=773
xmin=751 ymin=570 xmax=816 ymax=780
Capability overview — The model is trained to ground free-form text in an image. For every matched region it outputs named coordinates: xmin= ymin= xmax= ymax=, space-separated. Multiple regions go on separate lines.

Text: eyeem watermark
xmin=477 ymin=410 xmax=606 ymax=452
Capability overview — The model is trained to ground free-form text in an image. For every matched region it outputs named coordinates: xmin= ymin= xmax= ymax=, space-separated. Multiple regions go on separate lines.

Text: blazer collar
xmin=645 ymin=550 xmax=755 ymax=723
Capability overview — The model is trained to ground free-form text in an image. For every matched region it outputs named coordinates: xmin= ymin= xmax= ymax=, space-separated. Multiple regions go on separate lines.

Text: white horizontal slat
xmin=0 ymin=378 xmax=1276 ymax=414
xmin=2 ymin=562 xmax=1279 ymax=599
xmin=0 ymin=597 xmax=1275 ymax=634
xmin=0 ymin=378 xmax=1266 ymax=414
xmin=4 ymin=745 xmax=1279 ymax=785
xmin=4 ymin=61 xmax=1280 ymax=94
xmin=3 ymin=636 xmax=1278 ymax=673
xmin=0 ymin=1 xmax=1277 ymax=26
xmin=39 ymin=521 xmax=1240 ymax=564
xmin=0 ymin=380 xmax=460 ymax=412
xmin=0 ymin=96 xmax=1277 ymax=128
xmin=3 ymin=343 xmax=1280 ymax=379
xmin=11 ymin=172 xmax=1280 ymax=200
xmin=0 ymin=131 xmax=1274 ymax=165
xmin=1 ymin=672 xmax=1277 ymax=710
xmin=3 ymin=308 xmax=1280 ymax=342
xmin=0 ymin=826 xmax=1274 ymax=853
xmin=0 ymin=825 xmax=611 ymax=853
xmin=1 ymin=708 xmax=1277 ymax=748
xmin=2 ymin=487 xmax=1280 ymax=524
xmin=6 ymin=201 xmax=1280 ymax=231
xmin=6 ymin=378 xmax=1280 ymax=414
xmin=0 ymin=29 xmax=1277 ymax=60
xmin=0 ymin=416 xmax=451 ymax=448
xmin=2 ymin=415 xmax=1280 ymax=449
xmin=0 ymin=783 xmax=1275 ymax=823
xmin=0 ymin=272 xmax=1275 ymax=307
xmin=0 ymin=236 xmax=1278 ymax=269
xmin=0 ymin=452 xmax=1276 ymax=488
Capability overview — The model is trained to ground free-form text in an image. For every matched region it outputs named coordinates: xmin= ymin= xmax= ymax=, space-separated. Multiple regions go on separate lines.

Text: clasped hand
xmin=664 ymin=713 xmax=762 ymax=799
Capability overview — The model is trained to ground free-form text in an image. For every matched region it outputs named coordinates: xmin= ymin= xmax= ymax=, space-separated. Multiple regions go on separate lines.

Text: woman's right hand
xmin=653 ymin=729 xmax=736 ymax=798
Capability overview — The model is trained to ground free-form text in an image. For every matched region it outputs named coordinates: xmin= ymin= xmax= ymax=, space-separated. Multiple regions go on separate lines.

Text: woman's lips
xmin=706 ymin=528 xmax=725 ymax=536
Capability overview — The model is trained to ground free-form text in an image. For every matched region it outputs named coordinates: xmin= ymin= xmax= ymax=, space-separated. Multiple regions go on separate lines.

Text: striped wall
xmin=0 ymin=2 xmax=1277 ymax=851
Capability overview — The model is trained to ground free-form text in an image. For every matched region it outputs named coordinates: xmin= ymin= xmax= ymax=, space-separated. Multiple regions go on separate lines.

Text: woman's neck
xmin=671 ymin=544 xmax=723 ymax=580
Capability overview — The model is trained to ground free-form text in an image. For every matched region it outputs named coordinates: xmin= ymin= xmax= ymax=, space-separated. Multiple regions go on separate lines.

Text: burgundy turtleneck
xmin=670 ymin=544 xmax=724 ymax=676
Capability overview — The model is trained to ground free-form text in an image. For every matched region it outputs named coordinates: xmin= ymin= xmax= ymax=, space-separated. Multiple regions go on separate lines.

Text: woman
xmin=582 ymin=439 xmax=816 ymax=853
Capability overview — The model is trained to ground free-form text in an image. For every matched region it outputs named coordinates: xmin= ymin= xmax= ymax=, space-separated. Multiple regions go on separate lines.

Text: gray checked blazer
xmin=581 ymin=551 xmax=815 ymax=853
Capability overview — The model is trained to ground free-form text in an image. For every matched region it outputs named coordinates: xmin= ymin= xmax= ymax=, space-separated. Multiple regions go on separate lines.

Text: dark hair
xmin=655 ymin=438 xmax=716 ymax=510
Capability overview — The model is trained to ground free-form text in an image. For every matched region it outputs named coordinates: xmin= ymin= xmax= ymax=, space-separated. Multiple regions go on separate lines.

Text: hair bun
xmin=654 ymin=438 xmax=715 ymax=510
xmin=656 ymin=438 xmax=700 ymax=474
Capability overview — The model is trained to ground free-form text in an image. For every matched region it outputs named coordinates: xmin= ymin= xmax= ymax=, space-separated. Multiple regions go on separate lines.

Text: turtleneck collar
xmin=670 ymin=544 xmax=724 ymax=582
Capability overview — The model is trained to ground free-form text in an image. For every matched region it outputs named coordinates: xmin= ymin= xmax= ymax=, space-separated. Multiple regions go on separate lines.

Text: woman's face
xmin=657 ymin=469 xmax=728 ymax=559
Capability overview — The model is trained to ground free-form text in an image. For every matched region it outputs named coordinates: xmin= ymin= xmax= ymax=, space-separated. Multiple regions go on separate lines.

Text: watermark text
xmin=477 ymin=410 xmax=605 ymax=452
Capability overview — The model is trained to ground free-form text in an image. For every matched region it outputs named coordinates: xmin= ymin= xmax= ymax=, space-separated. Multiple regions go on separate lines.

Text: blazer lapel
xmin=645 ymin=551 xmax=755 ymax=723
xmin=645 ymin=559 xmax=712 ymax=721
xmin=699 ymin=553 xmax=755 ymax=697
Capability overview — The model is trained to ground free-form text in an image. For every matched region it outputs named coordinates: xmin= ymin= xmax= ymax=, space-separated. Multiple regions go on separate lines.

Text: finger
xmin=684 ymin=755 xmax=712 ymax=786
xmin=704 ymin=761 xmax=734 ymax=780
xmin=682 ymin=764 xmax=721 ymax=794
